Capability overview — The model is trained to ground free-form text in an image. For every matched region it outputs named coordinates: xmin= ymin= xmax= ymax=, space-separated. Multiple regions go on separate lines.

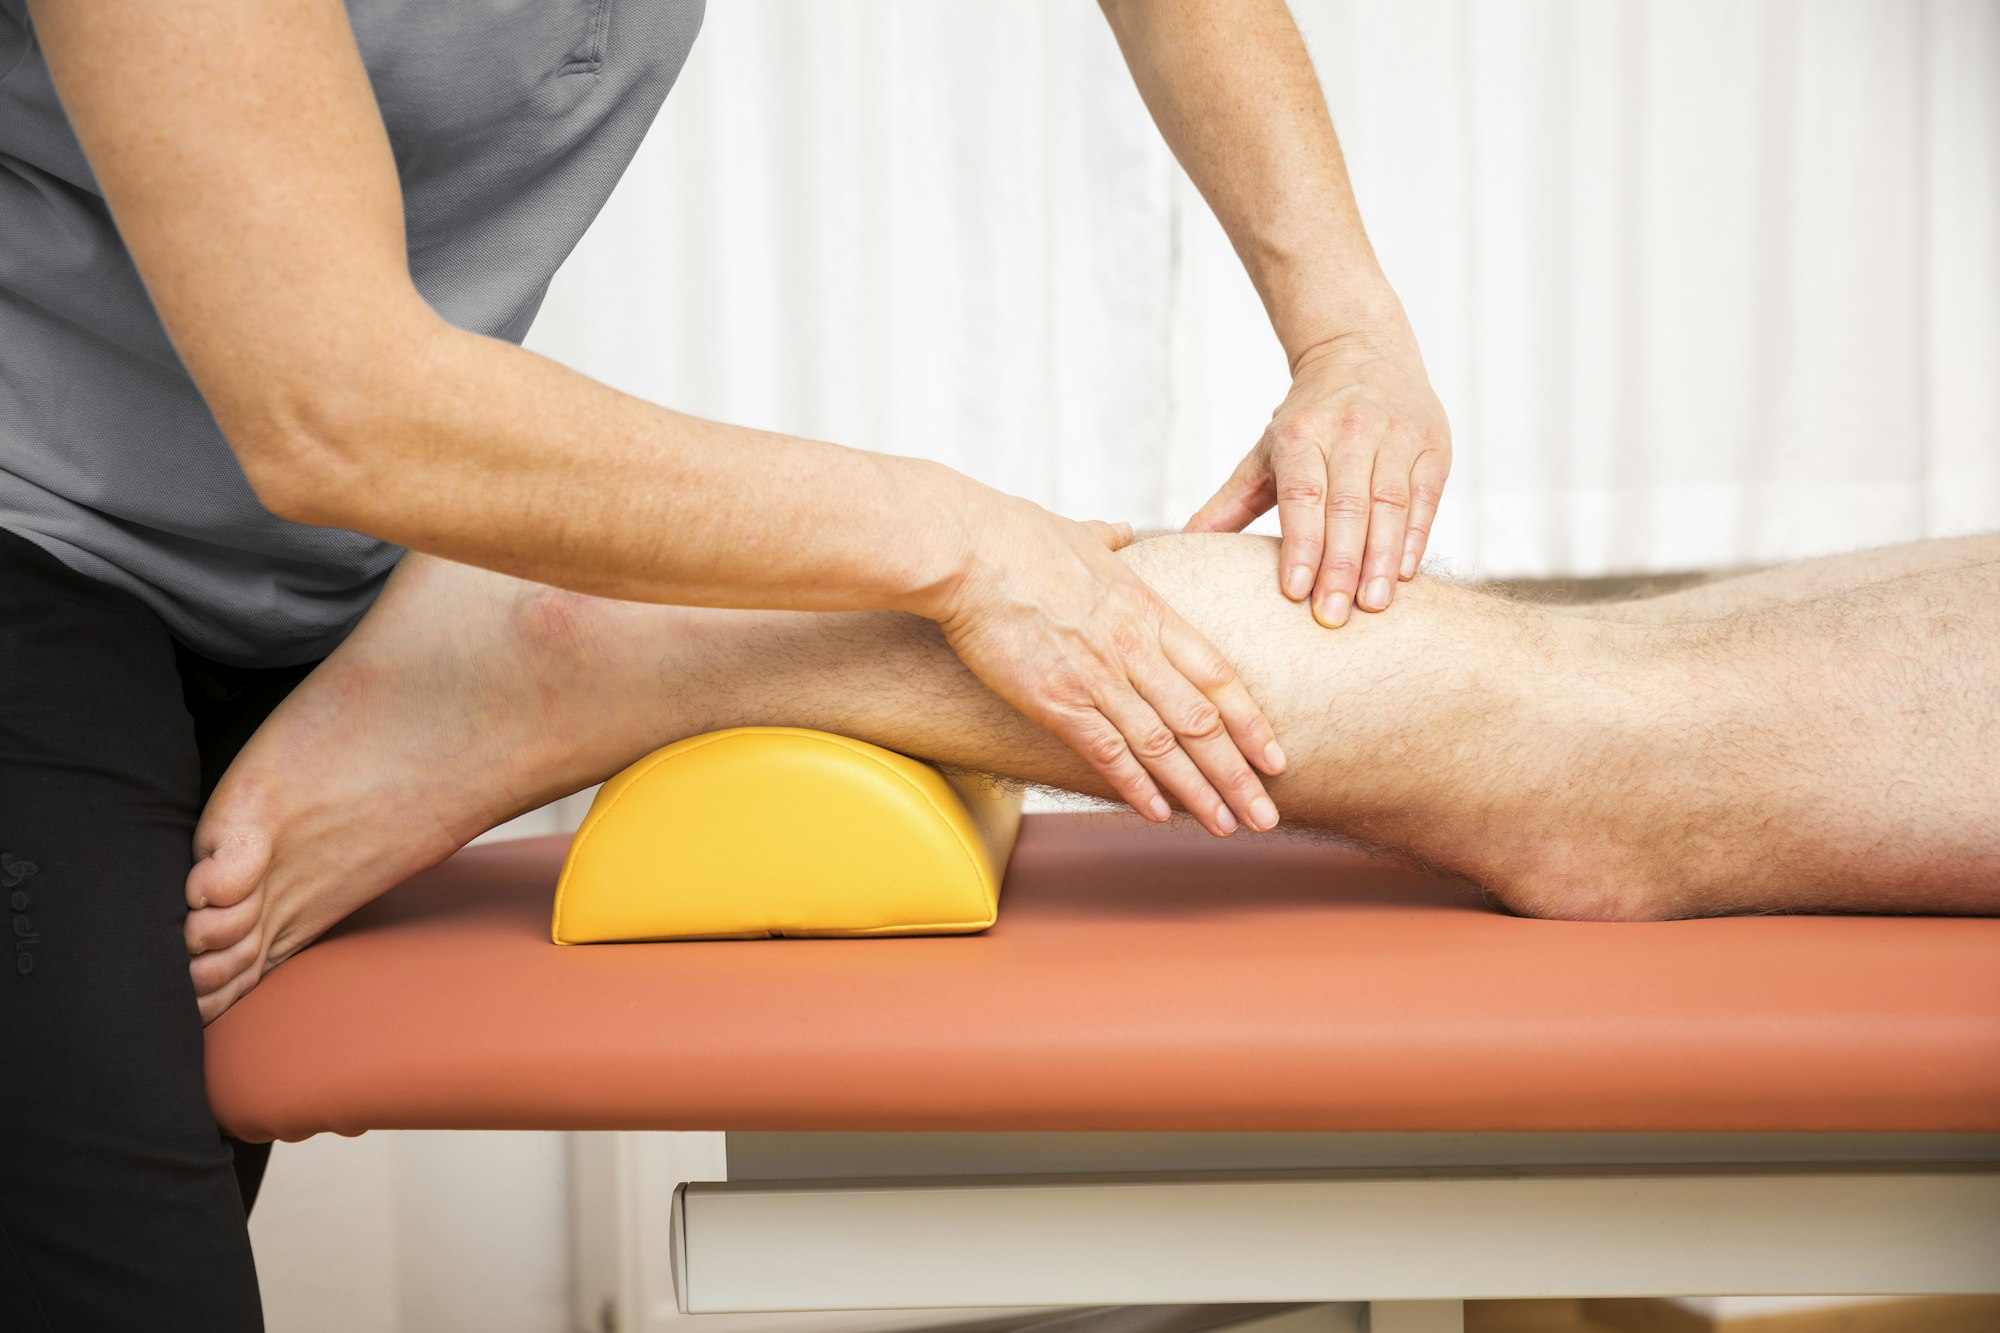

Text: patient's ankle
xmin=1422 ymin=618 xmax=1696 ymax=922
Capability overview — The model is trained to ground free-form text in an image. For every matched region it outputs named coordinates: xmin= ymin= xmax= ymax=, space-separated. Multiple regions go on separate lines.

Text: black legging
xmin=1 ymin=527 xmax=324 ymax=1331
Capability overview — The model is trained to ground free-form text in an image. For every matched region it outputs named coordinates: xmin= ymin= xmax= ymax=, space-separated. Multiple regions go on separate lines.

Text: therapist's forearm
xmin=1098 ymin=0 xmax=1400 ymax=366
xmin=263 ymin=315 xmax=986 ymax=616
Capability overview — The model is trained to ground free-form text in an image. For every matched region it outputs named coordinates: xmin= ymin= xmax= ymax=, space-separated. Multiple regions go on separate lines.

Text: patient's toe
xmin=188 ymin=928 xmax=263 ymax=996
xmin=184 ymin=891 xmax=262 ymax=956
xmin=185 ymin=831 xmax=270 ymax=910
xmin=197 ymin=966 xmax=262 ymax=1026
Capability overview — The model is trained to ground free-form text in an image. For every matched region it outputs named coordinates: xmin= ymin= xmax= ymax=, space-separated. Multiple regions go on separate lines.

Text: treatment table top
xmin=205 ymin=813 xmax=2000 ymax=1142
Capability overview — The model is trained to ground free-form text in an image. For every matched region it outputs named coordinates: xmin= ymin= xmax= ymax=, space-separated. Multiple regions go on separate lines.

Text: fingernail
xmin=1148 ymin=796 xmax=1172 ymax=822
xmin=1215 ymin=806 xmax=1238 ymax=836
xmin=1362 ymin=577 xmax=1391 ymax=610
xmin=1250 ymin=796 xmax=1279 ymax=831
xmin=1400 ymin=549 xmax=1418 ymax=579
xmin=1284 ymin=566 xmax=1312 ymax=600
xmin=1315 ymin=594 xmax=1351 ymax=628
xmin=1262 ymin=739 xmax=1287 ymax=773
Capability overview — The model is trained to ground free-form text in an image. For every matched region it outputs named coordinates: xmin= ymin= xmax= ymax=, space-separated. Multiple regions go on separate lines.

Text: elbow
xmin=236 ymin=435 xmax=349 ymax=527
xmin=224 ymin=311 xmax=443 ymax=530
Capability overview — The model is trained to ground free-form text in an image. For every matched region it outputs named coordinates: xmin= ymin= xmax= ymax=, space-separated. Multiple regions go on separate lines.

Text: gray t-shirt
xmin=0 ymin=0 xmax=703 ymax=665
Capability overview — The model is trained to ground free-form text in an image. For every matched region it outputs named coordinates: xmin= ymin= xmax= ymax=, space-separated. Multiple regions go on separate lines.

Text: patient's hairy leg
xmin=1559 ymin=532 xmax=2000 ymax=623
xmin=183 ymin=538 xmax=1523 ymax=1016
xmin=186 ymin=535 xmax=1604 ymax=1018
xmin=685 ymin=541 xmax=2000 ymax=921
xmin=695 ymin=545 xmax=1631 ymax=900
xmin=184 ymin=533 xmax=2000 ymax=1020
xmin=1647 ymin=560 xmax=2000 ymax=916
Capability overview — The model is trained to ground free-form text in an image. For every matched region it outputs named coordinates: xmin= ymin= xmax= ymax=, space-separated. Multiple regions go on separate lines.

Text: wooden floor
xmin=1466 ymin=1297 xmax=2000 ymax=1333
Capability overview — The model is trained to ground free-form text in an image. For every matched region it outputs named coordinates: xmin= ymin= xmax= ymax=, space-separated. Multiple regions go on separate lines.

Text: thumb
xmin=1184 ymin=449 xmax=1274 ymax=534
xmin=1082 ymin=519 xmax=1136 ymax=552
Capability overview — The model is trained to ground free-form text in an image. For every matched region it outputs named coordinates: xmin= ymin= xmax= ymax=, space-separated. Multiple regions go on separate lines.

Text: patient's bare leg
xmin=1563 ymin=532 xmax=2000 ymax=622
xmin=182 ymin=534 xmax=2000 ymax=1020
xmin=689 ymin=541 xmax=2000 ymax=923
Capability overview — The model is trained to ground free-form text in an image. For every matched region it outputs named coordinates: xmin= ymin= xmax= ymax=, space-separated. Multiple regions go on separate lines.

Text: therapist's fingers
xmin=1269 ymin=422 xmax=1331 ymax=604
xmin=1134 ymin=632 xmax=1282 ymax=834
xmin=1314 ymin=440 xmax=1377 ymax=627
xmin=1157 ymin=613 xmax=1286 ymax=779
xmin=1134 ymin=631 xmax=1277 ymax=831
xmin=1082 ymin=519 xmax=1136 ymax=551
xmin=1184 ymin=444 xmax=1275 ymax=536
xmin=941 ymin=500 xmax=1276 ymax=836
xmin=1069 ymin=572 xmax=1280 ymax=835
xmin=1093 ymin=678 xmax=1241 ymax=837
xmin=1401 ymin=447 xmax=1451 ymax=579
xmin=1356 ymin=441 xmax=1414 ymax=614
xmin=1058 ymin=707 xmax=1173 ymax=825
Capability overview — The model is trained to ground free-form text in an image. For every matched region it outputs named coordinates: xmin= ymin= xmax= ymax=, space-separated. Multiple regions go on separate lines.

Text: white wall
xmin=528 ymin=0 xmax=1999 ymax=578
xmin=251 ymin=1134 xmax=397 ymax=1331
xmin=252 ymin=1132 xmax=571 ymax=1333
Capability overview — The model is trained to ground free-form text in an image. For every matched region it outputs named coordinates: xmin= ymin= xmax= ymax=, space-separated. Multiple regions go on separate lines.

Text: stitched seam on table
xmin=553 ymin=730 xmax=993 ymax=937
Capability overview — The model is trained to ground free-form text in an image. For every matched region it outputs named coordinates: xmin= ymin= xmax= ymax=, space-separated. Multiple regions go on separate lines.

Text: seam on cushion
xmin=553 ymin=730 xmax=745 ymax=936
xmin=806 ymin=733 xmax=996 ymax=931
xmin=812 ymin=920 xmax=990 ymax=936
xmin=553 ymin=729 xmax=994 ymax=938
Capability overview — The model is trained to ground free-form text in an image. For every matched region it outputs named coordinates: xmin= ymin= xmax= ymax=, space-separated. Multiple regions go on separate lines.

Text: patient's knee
xmin=1115 ymin=533 xmax=1293 ymax=628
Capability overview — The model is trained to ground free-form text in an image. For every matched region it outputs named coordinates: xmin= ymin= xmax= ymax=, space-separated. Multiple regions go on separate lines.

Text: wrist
xmin=887 ymin=459 xmax=1011 ymax=623
xmin=1283 ymin=298 xmax=1419 ymax=376
xmin=1265 ymin=266 xmax=1412 ymax=373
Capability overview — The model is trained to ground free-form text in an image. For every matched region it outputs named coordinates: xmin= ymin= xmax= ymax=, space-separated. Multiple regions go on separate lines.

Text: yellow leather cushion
xmin=551 ymin=727 xmax=1023 ymax=943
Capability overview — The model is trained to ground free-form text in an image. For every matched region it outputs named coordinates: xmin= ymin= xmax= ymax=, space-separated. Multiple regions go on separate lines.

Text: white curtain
xmin=527 ymin=0 xmax=2000 ymax=579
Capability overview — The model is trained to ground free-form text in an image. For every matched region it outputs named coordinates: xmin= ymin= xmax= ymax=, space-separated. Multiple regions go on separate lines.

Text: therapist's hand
xmin=1186 ymin=322 xmax=1451 ymax=627
xmin=936 ymin=499 xmax=1284 ymax=837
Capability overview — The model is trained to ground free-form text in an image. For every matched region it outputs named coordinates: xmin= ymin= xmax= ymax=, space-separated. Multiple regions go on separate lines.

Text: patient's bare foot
xmin=183 ymin=557 xmax=713 ymax=1023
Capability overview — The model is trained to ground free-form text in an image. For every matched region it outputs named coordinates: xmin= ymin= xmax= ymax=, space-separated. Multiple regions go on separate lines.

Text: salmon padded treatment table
xmin=204 ymin=813 xmax=2000 ymax=1333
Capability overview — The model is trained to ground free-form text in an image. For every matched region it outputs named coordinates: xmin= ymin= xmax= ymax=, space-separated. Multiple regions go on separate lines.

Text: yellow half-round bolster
xmin=550 ymin=727 xmax=1023 ymax=943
